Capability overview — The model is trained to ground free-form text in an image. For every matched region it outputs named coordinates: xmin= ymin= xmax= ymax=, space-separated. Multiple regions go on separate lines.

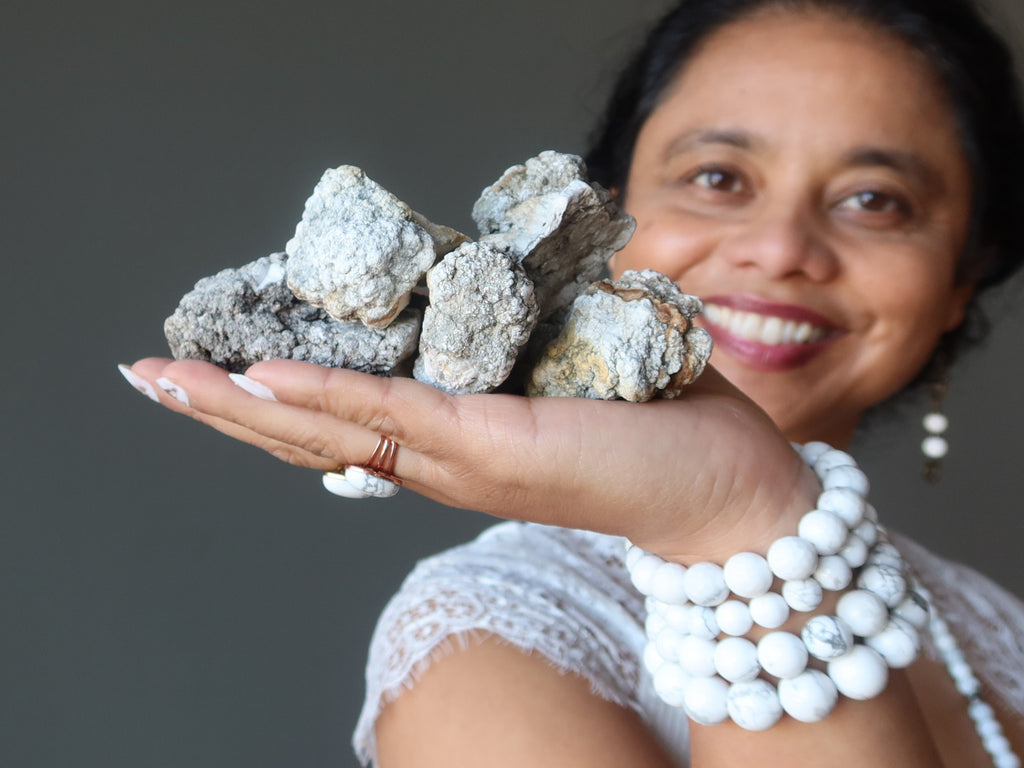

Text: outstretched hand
xmin=122 ymin=358 xmax=819 ymax=563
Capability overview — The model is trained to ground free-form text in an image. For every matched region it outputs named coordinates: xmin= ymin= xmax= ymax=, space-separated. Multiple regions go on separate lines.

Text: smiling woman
xmin=120 ymin=0 xmax=1024 ymax=765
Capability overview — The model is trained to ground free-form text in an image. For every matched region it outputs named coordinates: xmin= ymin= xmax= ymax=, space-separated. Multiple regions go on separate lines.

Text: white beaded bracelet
xmin=626 ymin=443 xmax=1021 ymax=768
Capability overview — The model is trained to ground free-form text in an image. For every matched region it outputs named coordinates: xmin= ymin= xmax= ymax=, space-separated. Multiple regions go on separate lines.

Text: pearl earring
xmin=921 ymin=364 xmax=950 ymax=482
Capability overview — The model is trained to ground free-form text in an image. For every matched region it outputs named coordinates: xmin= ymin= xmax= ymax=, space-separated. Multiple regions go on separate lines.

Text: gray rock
xmin=414 ymin=241 xmax=538 ymax=394
xmin=526 ymin=269 xmax=712 ymax=402
xmin=164 ymin=253 xmax=421 ymax=373
xmin=285 ymin=166 xmax=467 ymax=328
xmin=472 ymin=151 xmax=635 ymax=322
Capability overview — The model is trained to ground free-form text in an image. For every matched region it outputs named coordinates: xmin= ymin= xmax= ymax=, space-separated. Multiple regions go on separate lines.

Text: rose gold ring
xmin=358 ymin=435 xmax=402 ymax=485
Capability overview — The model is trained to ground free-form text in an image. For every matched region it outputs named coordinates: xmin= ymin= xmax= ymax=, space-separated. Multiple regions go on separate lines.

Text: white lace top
xmin=353 ymin=522 xmax=1024 ymax=766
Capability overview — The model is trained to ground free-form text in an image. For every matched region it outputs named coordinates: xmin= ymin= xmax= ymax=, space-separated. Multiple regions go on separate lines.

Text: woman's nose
xmin=720 ymin=206 xmax=839 ymax=282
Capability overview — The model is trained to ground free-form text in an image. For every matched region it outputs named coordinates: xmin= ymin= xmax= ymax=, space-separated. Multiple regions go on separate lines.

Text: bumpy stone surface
xmin=526 ymin=269 xmax=712 ymax=402
xmin=472 ymin=151 xmax=635 ymax=322
xmin=414 ymin=242 xmax=538 ymax=394
xmin=165 ymin=253 xmax=421 ymax=373
xmin=286 ymin=166 xmax=467 ymax=328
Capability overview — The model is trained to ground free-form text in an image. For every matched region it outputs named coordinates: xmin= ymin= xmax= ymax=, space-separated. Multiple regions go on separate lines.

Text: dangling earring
xmin=921 ymin=363 xmax=950 ymax=482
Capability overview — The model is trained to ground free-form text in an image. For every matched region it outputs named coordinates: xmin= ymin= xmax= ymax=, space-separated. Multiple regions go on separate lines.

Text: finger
xmin=120 ymin=359 xmax=337 ymax=470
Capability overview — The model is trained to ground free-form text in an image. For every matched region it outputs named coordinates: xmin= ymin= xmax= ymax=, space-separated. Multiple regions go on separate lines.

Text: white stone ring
xmin=322 ymin=435 xmax=402 ymax=499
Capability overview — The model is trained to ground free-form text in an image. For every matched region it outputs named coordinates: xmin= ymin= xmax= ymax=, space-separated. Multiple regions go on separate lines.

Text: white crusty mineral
xmin=414 ymin=241 xmax=538 ymax=394
xmin=526 ymin=269 xmax=712 ymax=402
xmin=472 ymin=151 xmax=635 ymax=322
xmin=164 ymin=253 xmax=421 ymax=374
xmin=286 ymin=166 xmax=467 ymax=328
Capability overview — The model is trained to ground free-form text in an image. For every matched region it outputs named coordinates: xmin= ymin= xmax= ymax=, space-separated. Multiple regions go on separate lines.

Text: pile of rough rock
xmin=164 ymin=151 xmax=712 ymax=402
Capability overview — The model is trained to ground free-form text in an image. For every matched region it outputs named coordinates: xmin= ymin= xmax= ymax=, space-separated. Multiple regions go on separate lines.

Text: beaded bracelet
xmin=625 ymin=443 xmax=1020 ymax=767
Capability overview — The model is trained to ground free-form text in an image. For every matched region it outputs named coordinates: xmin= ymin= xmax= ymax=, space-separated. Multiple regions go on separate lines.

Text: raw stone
xmin=526 ymin=269 xmax=712 ymax=402
xmin=414 ymin=241 xmax=538 ymax=394
xmin=164 ymin=253 xmax=421 ymax=374
xmin=472 ymin=151 xmax=635 ymax=323
xmin=286 ymin=166 xmax=467 ymax=328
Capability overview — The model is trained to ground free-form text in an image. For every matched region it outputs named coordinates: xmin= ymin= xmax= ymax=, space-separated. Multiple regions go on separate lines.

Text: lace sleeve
xmin=351 ymin=522 xmax=651 ymax=766
xmin=894 ymin=532 xmax=1024 ymax=721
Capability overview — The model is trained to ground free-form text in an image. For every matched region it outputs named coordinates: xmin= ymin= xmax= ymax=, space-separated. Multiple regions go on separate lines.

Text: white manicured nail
xmin=156 ymin=377 xmax=190 ymax=406
xmin=228 ymin=373 xmax=277 ymax=401
xmin=117 ymin=364 xmax=160 ymax=403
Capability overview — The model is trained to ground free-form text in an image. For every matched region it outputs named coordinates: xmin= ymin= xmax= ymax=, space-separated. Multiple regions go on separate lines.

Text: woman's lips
xmin=700 ymin=295 xmax=843 ymax=371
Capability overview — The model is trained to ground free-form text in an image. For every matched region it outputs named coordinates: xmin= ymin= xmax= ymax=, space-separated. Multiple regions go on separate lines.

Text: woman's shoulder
xmin=353 ymin=522 xmax=651 ymax=765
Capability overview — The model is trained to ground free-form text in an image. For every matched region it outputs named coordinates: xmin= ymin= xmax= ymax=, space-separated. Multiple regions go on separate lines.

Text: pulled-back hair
xmin=585 ymin=0 xmax=1024 ymax=293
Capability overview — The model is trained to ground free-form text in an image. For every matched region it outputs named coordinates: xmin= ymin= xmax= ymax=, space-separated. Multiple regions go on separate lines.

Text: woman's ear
xmin=943 ymin=281 xmax=976 ymax=332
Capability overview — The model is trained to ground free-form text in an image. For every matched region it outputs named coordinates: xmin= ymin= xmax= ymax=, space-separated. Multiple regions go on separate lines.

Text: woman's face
xmin=611 ymin=10 xmax=974 ymax=445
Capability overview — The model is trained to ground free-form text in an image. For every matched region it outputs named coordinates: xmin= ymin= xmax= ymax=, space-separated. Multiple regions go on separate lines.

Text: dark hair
xmin=585 ymin=0 xmax=1024 ymax=297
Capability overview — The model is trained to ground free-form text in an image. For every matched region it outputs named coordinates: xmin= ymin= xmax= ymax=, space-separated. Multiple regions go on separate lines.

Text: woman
xmin=121 ymin=0 xmax=1024 ymax=764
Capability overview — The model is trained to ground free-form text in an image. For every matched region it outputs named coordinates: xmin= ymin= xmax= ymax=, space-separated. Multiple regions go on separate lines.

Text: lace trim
xmin=354 ymin=523 xmax=1024 ymax=765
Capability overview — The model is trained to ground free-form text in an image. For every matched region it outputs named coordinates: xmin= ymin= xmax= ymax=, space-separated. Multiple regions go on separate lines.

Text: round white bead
xmin=659 ymin=601 xmax=691 ymax=631
xmin=715 ymin=600 xmax=754 ymax=636
xmin=685 ymin=605 xmax=720 ymax=639
xmin=652 ymin=661 xmax=690 ymax=708
xmin=624 ymin=542 xmax=645 ymax=570
xmin=645 ymin=610 xmax=666 ymax=639
xmin=817 ymin=488 xmax=865 ymax=527
xmin=714 ymin=637 xmax=761 ymax=683
xmin=836 ymin=589 xmax=890 ymax=638
xmin=749 ymin=592 xmax=790 ymax=629
xmin=723 ymin=552 xmax=773 ymax=598
xmin=677 ymin=634 xmax=718 ymax=678
xmin=322 ymin=472 xmax=372 ymax=498
xmin=857 ymin=564 xmax=908 ymax=607
xmin=828 ymin=645 xmax=889 ymax=700
xmin=923 ymin=412 xmax=949 ymax=433
xmin=782 ymin=578 xmax=823 ymax=612
xmin=814 ymin=554 xmax=853 ymax=592
xmin=757 ymin=631 xmax=809 ymax=679
xmin=629 ymin=553 xmax=663 ymax=595
xmin=892 ymin=591 xmax=930 ymax=630
xmin=643 ymin=640 xmax=666 ymax=675
xmin=802 ymin=615 xmax=855 ymax=661
xmin=821 ymin=465 xmax=870 ymax=496
xmin=867 ymin=542 xmax=904 ymax=570
xmin=838 ymin=532 xmax=869 ymax=568
xmin=798 ymin=510 xmax=848 ymax=555
xmin=683 ymin=562 xmax=730 ymax=607
xmin=727 ymin=679 xmax=784 ymax=731
xmin=767 ymin=536 xmax=819 ymax=581
xmin=854 ymin=519 xmax=879 ymax=548
xmin=922 ymin=435 xmax=949 ymax=459
xmin=814 ymin=449 xmax=857 ymax=474
xmin=655 ymin=625 xmax=682 ymax=663
xmin=778 ymin=669 xmax=839 ymax=723
xmin=798 ymin=441 xmax=834 ymax=465
xmin=865 ymin=617 xmax=920 ymax=668
xmin=344 ymin=466 xmax=400 ymax=498
xmin=650 ymin=561 xmax=689 ymax=604
xmin=682 ymin=675 xmax=730 ymax=725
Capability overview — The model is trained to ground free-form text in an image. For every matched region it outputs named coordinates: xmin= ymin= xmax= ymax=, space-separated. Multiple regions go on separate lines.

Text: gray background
xmin=4 ymin=1 xmax=1023 ymax=766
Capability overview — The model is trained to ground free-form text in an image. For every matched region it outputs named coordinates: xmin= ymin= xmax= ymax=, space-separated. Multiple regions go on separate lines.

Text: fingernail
xmin=156 ymin=377 xmax=190 ymax=406
xmin=228 ymin=373 xmax=277 ymax=401
xmin=117 ymin=364 xmax=160 ymax=403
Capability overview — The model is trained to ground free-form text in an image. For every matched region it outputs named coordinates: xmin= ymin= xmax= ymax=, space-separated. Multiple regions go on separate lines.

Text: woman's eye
xmin=838 ymin=190 xmax=908 ymax=215
xmin=688 ymin=167 xmax=746 ymax=194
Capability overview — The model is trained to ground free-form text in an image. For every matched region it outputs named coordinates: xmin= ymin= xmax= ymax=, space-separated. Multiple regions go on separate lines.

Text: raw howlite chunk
xmin=165 ymin=253 xmax=420 ymax=373
xmin=472 ymin=151 xmax=635 ymax=322
xmin=413 ymin=241 xmax=538 ymax=394
xmin=286 ymin=166 xmax=467 ymax=328
xmin=526 ymin=269 xmax=712 ymax=402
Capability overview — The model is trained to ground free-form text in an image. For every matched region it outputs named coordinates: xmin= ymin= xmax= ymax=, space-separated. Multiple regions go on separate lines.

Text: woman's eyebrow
xmin=663 ymin=128 xmax=760 ymax=159
xmin=843 ymin=147 xmax=940 ymax=189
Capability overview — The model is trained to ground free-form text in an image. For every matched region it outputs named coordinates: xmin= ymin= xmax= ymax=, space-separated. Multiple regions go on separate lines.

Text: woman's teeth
xmin=702 ymin=303 xmax=828 ymax=345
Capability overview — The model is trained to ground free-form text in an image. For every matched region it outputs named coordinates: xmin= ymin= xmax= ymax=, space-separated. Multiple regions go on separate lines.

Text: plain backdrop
xmin=3 ymin=1 xmax=1023 ymax=765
